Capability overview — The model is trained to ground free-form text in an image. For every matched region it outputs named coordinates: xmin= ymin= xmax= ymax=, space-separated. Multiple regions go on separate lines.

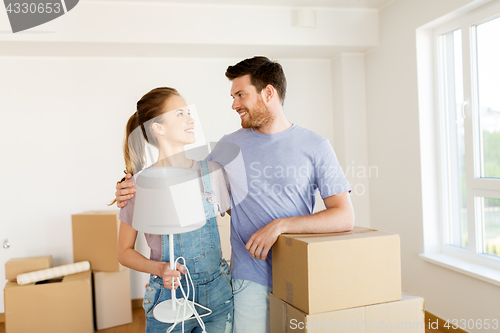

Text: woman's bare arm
xmin=117 ymin=221 xmax=185 ymax=288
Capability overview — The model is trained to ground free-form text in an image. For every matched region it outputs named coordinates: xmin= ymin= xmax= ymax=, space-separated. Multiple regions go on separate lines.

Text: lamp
xmin=132 ymin=166 xmax=207 ymax=324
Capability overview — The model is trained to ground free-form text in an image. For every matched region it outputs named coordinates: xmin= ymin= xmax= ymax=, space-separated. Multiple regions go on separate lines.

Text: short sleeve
xmin=118 ymin=174 xmax=138 ymax=227
xmin=314 ymin=139 xmax=351 ymax=198
xmin=208 ymin=161 xmax=231 ymax=216
xmin=205 ymin=137 xmax=221 ymax=162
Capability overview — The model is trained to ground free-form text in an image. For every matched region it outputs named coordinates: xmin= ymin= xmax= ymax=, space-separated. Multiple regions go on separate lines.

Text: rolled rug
xmin=16 ymin=261 xmax=90 ymax=285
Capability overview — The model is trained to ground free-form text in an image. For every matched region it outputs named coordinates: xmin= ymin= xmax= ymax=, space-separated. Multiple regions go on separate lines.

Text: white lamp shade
xmin=132 ymin=167 xmax=206 ymax=235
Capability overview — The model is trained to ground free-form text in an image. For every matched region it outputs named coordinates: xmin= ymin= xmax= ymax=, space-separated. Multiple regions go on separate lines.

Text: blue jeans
xmin=232 ymin=279 xmax=272 ymax=333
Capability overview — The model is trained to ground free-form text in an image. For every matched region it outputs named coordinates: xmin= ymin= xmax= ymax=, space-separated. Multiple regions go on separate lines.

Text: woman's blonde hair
xmin=109 ymin=87 xmax=180 ymax=206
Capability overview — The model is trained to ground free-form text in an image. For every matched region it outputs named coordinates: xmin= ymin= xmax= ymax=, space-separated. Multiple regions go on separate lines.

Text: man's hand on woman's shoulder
xmin=115 ymin=173 xmax=136 ymax=208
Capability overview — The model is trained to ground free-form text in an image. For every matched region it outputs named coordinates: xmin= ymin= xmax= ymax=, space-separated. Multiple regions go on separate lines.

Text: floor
xmin=98 ymin=307 xmax=146 ymax=333
xmin=0 ymin=309 xmax=455 ymax=333
xmin=0 ymin=307 xmax=146 ymax=333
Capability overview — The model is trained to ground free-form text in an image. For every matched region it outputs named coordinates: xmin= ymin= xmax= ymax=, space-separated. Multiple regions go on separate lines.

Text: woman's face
xmin=153 ymin=95 xmax=196 ymax=146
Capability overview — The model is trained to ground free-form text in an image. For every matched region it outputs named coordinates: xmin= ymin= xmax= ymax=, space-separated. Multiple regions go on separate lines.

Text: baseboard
xmin=0 ymin=300 xmax=142 ymax=324
xmin=132 ymin=298 xmax=143 ymax=309
xmin=425 ymin=311 xmax=468 ymax=333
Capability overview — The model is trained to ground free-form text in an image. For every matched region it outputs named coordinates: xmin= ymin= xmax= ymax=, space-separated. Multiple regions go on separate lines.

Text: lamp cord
xmin=165 ymin=257 xmax=212 ymax=333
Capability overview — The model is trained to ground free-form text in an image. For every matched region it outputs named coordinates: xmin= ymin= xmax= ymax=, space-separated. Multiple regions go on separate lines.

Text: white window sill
xmin=419 ymin=253 xmax=500 ymax=287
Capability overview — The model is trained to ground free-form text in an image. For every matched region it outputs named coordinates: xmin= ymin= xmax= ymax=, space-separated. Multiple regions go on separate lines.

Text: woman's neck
xmin=154 ymin=146 xmax=193 ymax=168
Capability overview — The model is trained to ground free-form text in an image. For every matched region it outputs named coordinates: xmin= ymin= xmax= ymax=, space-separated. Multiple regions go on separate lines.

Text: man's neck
xmin=253 ymin=113 xmax=293 ymax=135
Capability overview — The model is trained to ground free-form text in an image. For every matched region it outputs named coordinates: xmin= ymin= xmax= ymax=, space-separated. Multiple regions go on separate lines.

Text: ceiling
xmin=84 ymin=0 xmax=395 ymax=9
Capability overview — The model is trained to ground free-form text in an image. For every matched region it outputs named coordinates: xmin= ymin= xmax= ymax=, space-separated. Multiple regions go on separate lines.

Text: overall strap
xmin=199 ymin=160 xmax=214 ymax=195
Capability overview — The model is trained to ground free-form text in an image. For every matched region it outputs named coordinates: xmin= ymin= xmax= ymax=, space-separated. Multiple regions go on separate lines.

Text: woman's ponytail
xmin=123 ymin=112 xmax=146 ymax=177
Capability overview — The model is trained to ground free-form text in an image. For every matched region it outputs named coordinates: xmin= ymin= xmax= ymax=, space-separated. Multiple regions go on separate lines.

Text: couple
xmin=115 ymin=56 xmax=355 ymax=333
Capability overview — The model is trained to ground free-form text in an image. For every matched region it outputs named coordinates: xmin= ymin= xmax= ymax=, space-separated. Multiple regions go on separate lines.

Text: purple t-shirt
xmin=208 ymin=124 xmax=351 ymax=288
xmin=119 ymin=161 xmax=231 ymax=261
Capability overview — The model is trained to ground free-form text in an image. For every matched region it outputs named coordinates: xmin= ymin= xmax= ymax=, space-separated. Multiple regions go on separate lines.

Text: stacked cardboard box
xmin=5 ymin=255 xmax=53 ymax=280
xmin=271 ymin=226 xmax=425 ymax=332
xmin=4 ymin=256 xmax=94 ymax=333
xmin=72 ymin=210 xmax=133 ymax=330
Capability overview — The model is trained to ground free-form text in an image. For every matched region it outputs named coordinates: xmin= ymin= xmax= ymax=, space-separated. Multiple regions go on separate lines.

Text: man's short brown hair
xmin=225 ymin=56 xmax=287 ymax=105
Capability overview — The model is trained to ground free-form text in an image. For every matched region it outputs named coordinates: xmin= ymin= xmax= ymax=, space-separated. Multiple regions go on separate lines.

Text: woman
xmin=116 ymin=87 xmax=233 ymax=333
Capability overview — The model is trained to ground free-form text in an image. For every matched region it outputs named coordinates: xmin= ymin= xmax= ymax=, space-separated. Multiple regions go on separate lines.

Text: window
xmin=435 ymin=2 xmax=500 ymax=270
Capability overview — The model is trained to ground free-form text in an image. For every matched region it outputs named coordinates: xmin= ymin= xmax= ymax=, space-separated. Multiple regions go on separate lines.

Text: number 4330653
xmin=445 ymin=319 xmax=498 ymax=330
xmin=6 ymin=3 xmax=62 ymax=14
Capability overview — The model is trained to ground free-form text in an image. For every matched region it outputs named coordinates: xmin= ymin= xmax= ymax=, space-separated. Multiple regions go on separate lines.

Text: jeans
xmin=232 ymin=279 xmax=272 ymax=333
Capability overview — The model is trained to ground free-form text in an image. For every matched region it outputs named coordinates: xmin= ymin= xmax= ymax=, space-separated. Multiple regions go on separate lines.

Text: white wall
xmin=0 ymin=56 xmax=336 ymax=312
xmin=7 ymin=0 xmax=497 ymax=324
xmin=365 ymin=0 xmax=500 ymax=330
xmin=0 ymin=2 xmax=378 ymax=58
xmin=0 ymin=2 xmax=377 ymax=46
xmin=332 ymin=53 xmax=371 ymax=228
xmin=0 ymin=0 xmax=376 ymax=314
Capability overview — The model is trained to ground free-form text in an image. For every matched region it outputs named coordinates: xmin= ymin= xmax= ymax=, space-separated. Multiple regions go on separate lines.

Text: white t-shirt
xmin=119 ymin=160 xmax=231 ymax=261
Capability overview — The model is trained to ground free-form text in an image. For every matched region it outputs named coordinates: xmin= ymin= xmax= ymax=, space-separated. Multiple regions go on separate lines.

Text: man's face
xmin=230 ymin=74 xmax=274 ymax=129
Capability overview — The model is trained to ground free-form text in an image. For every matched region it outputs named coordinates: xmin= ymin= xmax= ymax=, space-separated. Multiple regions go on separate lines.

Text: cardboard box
xmin=5 ymin=255 xmax=53 ymax=281
xmin=72 ymin=210 xmax=121 ymax=272
xmin=270 ymin=291 xmax=424 ymax=332
xmin=4 ymin=270 xmax=93 ymax=333
xmin=93 ymin=266 xmax=133 ymax=330
xmin=272 ymin=227 xmax=401 ymax=314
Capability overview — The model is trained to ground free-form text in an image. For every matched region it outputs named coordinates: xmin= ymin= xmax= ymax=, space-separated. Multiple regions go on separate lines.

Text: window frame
xmin=433 ymin=1 xmax=500 ymax=272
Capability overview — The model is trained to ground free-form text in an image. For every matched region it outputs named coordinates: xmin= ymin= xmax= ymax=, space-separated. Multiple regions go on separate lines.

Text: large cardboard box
xmin=270 ymin=291 xmax=424 ymax=332
xmin=4 ymin=270 xmax=93 ymax=333
xmin=72 ymin=210 xmax=121 ymax=272
xmin=93 ymin=266 xmax=133 ymax=330
xmin=272 ymin=227 xmax=401 ymax=314
xmin=5 ymin=255 xmax=53 ymax=281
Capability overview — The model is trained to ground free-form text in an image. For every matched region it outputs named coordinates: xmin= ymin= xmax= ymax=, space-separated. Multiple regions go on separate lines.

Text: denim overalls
xmin=143 ymin=161 xmax=234 ymax=333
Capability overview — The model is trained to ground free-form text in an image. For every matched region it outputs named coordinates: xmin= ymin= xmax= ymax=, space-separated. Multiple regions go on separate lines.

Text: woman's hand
xmin=160 ymin=262 xmax=187 ymax=290
xmin=115 ymin=173 xmax=135 ymax=208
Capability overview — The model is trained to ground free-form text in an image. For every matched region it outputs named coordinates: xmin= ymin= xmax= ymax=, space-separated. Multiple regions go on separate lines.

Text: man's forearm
xmin=278 ymin=205 xmax=354 ymax=235
xmin=245 ymin=192 xmax=355 ymax=260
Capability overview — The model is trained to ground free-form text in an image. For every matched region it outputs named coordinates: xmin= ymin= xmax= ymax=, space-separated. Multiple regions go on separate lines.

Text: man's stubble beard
xmin=241 ymin=95 xmax=275 ymax=130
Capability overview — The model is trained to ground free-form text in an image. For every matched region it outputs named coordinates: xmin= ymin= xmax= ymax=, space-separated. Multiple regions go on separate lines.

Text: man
xmin=116 ymin=56 xmax=354 ymax=332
